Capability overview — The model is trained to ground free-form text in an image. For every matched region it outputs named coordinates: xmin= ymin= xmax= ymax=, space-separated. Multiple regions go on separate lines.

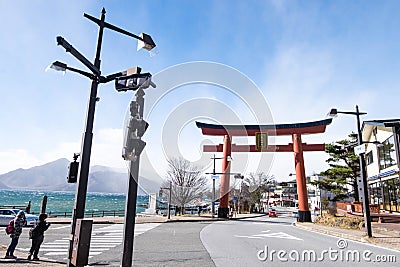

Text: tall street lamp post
xmin=328 ymin=105 xmax=372 ymax=237
xmin=233 ymin=173 xmax=244 ymax=215
xmin=161 ymin=181 xmax=172 ymax=219
xmin=211 ymin=155 xmax=223 ymax=218
xmin=50 ymin=8 xmax=156 ymax=266
xmin=207 ymin=155 xmax=231 ymax=218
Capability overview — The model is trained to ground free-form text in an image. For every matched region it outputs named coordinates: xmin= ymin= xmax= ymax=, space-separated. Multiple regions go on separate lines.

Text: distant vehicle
xmin=268 ymin=209 xmax=277 ymax=217
xmin=292 ymin=211 xmax=299 ymax=218
xmin=0 ymin=209 xmax=38 ymax=227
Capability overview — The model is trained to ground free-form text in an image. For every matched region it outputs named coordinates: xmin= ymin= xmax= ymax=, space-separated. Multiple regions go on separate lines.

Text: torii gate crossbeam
xmin=196 ymin=118 xmax=332 ymax=222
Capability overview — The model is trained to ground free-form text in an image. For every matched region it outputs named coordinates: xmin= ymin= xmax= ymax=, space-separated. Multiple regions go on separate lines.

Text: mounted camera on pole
xmin=115 ymin=67 xmax=155 ymax=92
xmin=116 ymin=66 xmax=156 ymax=267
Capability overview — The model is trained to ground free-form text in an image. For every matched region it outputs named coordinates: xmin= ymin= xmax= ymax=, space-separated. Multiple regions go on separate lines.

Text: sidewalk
xmin=0 ymin=250 xmax=65 ymax=267
xmin=295 ymin=221 xmax=400 ymax=251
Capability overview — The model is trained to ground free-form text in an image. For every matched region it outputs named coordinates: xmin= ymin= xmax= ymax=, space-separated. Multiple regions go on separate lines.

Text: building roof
xmin=362 ymin=119 xmax=400 ymax=141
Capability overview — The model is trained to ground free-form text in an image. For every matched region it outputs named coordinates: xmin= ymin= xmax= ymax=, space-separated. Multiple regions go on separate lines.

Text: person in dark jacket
xmin=27 ymin=213 xmax=51 ymax=261
xmin=5 ymin=210 xmax=26 ymax=259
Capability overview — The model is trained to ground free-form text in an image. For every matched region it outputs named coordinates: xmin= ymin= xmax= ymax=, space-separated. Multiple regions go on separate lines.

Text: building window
xmin=379 ymin=135 xmax=397 ymax=170
xmin=365 ymin=151 xmax=373 ymax=165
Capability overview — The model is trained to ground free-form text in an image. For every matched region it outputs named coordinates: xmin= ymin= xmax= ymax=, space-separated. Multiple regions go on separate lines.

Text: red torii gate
xmin=196 ymin=118 xmax=332 ymax=222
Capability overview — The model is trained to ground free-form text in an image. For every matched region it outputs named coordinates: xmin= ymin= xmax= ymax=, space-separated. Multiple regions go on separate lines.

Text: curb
xmin=165 ymin=213 xmax=267 ymax=223
xmin=294 ymin=222 xmax=385 ymax=246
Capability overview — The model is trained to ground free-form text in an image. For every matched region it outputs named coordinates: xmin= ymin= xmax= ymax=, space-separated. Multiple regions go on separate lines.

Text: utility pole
xmin=356 ymin=105 xmax=372 ymax=238
xmin=161 ymin=181 xmax=173 ymax=219
xmin=328 ymin=106 xmax=372 ymax=237
xmin=121 ymin=88 xmax=148 ymax=267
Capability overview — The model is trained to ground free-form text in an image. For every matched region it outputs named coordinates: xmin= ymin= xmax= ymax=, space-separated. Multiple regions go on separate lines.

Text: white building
xmin=362 ymin=119 xmax=400 ymax=213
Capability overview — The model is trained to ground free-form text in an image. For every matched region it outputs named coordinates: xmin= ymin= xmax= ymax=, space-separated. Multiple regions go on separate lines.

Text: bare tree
xmin=244 ymin=172 xmax=275 ymax=213
xmin=162 ymin=157 xmax=208 ymax=214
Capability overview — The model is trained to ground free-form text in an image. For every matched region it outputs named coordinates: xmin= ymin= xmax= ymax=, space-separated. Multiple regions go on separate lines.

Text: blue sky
xmin=1 ymin=1 xmax=400 ymax=184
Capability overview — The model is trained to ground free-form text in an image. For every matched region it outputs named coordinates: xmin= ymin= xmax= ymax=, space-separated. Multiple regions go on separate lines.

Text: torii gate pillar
xmin=218 ymin=135 xmax=231 ymax=218
xmin=293 ymin=133 xmax=311 ymax=222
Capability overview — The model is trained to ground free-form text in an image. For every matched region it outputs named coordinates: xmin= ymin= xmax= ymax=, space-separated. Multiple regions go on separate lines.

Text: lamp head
xmin=51 ymin=61 xmax=67 ymax=71
xmin=45 ymin=61 xmax=67 ymax=74
xmin=137 ymin=32 xmax=156 ymax=51
xmin=327 ymin=108 xmax=338 ymax=117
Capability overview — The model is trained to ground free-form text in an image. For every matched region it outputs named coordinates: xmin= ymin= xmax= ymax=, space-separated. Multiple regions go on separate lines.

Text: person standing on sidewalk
xmin=5 ymin=210 xmax=26 ymax=259
xmin=28 ymin=213 xmax=51 ymax=261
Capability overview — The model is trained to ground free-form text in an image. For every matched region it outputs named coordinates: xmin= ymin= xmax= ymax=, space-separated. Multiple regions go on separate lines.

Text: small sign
xmin=354 ymin=144 xmax=366 ymax=155
xmin=233 ymin=196 xmax=238 ymax=202
xmin=211 ymin=175 xmax=220 ymax=179
xmin=256 ymin=132 xmax=268 ymax=151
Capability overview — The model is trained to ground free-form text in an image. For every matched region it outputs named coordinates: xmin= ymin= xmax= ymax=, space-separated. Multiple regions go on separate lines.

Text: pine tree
xmin=313 ymin=133 xmax=360 ymax=201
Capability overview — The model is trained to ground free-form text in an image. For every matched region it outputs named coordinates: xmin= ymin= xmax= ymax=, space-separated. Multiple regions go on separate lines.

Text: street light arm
xmin=328 ymin=108 xmax=367 ymax=117
xmin=337 ymin=110 xmax=367 ymax=116
xmin=66 ymin=65 xmax=96 ymax=80
xmin=49 ymin=61 xmax=96 ymax=80
xmin=104 ymin=21 xmax=142 ymax=41
xmin=100 ymin=70 xmax=128 ymax=83
xmin=84 ymin=13 xmax=153 ymax=47
xmin=56 ymin=36 xmax=100 ymax=76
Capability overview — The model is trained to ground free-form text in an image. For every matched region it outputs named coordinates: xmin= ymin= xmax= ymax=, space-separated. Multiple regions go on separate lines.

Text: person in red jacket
xmin=5 ymin=210 xmax=26 ymax=259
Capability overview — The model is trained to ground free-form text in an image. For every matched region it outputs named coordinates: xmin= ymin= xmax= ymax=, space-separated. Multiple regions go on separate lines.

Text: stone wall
xmin=336 ymin=201 xmax=380 ymax=214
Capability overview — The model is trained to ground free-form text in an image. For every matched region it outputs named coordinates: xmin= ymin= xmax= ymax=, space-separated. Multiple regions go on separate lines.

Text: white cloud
xmin=0 ymin=149 xmax=42 ymax=174
xmin=0 ymin=128 xmax=127 ymax=175
xmin=90 ymin=128 xmax=126 ymax=169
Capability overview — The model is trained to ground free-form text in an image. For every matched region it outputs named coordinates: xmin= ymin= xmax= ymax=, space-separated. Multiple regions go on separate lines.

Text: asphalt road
xmin=132 ymin=221 xmax=214 ymax=267
xmin=201 ymin=215 xmax=400 ymax=267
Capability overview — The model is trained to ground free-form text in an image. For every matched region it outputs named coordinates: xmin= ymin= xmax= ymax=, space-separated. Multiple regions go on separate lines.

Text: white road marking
xmin=17 ymin=223 xmax=161 ymax=259
xmin=235 ymin=231 xmax=303 ymax=241
xmin=50 ymin=225 xmax=71 ymax=230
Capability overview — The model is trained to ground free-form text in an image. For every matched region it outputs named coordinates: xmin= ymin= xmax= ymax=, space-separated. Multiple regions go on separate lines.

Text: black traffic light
xmin=67 ymin=153 xmax=80 ymax=183
xmin=122 ymin=103 xmax=149 ymax=161
xmin=234 ymin=174 xmax=244 ymax=179
xmin=128 ymin=117 xmax=149 ymax=138
xmin=122 ymin=138 xmax=146 ymax=161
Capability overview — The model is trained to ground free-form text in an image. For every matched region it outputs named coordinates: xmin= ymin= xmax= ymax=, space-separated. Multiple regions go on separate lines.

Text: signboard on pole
xmin=256 ymin=132 xmax=268 ymax=151
xmin=354 ymin=144 xmax=366 ymax=155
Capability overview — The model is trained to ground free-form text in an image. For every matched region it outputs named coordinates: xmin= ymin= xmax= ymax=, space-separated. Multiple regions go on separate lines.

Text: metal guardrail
xmin=0 ymin=205 xmax=27 ymax=210
xmin=47 ymin=209 xmax=126 ymax=218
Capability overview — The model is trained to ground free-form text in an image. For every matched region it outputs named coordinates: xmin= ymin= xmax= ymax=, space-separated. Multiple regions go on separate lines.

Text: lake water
xmin=0 ymin=189 xmax=148 ymax=217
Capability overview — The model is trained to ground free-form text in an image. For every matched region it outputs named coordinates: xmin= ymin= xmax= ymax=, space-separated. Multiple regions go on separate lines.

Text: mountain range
xmin=0 ymin=158 xmax=161 ymax=195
